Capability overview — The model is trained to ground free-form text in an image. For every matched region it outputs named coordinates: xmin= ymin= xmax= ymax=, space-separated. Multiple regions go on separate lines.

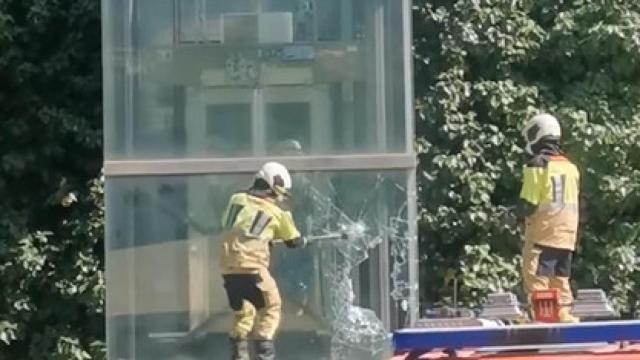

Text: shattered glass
xmin=104 ymin=0 xmax=415 ymax=357
xmin=274 ymin=172 xmax=416 ymax=359
xmin=105 ymin=170 xmax=416 ymax=360
xmin=388 ymin=185 xmax=417 ymax=317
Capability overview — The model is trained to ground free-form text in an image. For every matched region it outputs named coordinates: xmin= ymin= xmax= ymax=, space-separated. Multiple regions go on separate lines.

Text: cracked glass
xmin=105 ymin=170 xmax=415 ymax=359
xmin=102 ymin=0 xmax=415 ymax=358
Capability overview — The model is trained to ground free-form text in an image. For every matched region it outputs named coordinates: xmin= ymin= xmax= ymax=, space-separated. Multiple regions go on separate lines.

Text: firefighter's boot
xmin=254 ymin=340 xmax=275 ymax=360
xmin=230 ymin=337 xmax=250 ymax=360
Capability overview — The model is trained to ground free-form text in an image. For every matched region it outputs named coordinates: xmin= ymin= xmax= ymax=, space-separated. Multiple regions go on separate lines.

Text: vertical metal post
xmin=124 ymin=0 xmax=136 ymax=157
xmin=172 ymin=0 xmax=179 ymax=44
xmin=124 ymin=3 xmax=139 ymax=351
xmin=374 ymin=0 xmax=387 ymax=152
xmin=102 ymin=0 xmax=115 ymax=159
xmin=403 ymin=0 xmax=415 ymax=156
xmin=371 ymin=0 xmax=391 ymax=330
xmin=402 ymin=0 xmax=419 ymax=327
xmin=406 ymin=168 xmax=419 ymax=327
xmin=341 ymin=0 xmax=355 ymax=151
xmin=253 ymin=89 xmax=266 ymax=155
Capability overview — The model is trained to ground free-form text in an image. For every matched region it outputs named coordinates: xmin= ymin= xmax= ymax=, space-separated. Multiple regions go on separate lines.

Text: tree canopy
xmin=0 ymin=1 xmax=104 ymax=358
xmin=414 ymin=0 xmax=640 ymax=314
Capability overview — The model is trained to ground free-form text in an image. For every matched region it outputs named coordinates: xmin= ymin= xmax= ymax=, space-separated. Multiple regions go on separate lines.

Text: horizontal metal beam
xmin=104 ymin=153 xmax=417 ymax=177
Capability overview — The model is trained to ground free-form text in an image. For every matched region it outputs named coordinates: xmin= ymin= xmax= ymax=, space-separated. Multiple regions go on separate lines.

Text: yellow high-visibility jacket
xmin=219 ymin=192 xmax=301 ymax=273
xmin=520 ymin=154 xmax=580 ymax=250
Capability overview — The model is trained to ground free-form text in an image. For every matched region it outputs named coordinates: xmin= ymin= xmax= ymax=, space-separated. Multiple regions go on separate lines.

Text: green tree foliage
xmin=0 ymin=0 xmax=104 ymax=358
xmin=414 ymin=0 xmax=640 ymax=314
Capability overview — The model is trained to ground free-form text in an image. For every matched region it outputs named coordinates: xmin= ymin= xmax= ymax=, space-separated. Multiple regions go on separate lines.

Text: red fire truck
xmin=391 ymin=289 xmax=640 ymax=360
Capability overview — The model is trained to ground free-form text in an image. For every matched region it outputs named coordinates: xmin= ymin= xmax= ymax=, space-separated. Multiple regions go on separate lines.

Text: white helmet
xmin=255 ymin=161 xmax=292 ymax=197
xmin=522 ymin=113 xmax=561 ymax=155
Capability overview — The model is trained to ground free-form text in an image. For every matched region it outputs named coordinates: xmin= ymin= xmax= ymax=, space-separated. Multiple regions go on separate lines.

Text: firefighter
xmin=518 ymin=113 xmax=581 ymax=323
xmin=219 ymin=161 xmax=306 ymax=360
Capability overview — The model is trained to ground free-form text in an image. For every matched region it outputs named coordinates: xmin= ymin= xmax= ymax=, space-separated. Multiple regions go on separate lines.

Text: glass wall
xmin=102 ymin=0 xmax=416 ymax=359
xmin=103 ymin=0 xmax=409 ymax=159
xmin=106 ymin=171 xmax=414 ymax=359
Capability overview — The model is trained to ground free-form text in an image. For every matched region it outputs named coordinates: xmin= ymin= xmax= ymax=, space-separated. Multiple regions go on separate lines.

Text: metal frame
xmin=104 ymin=153 xmax=416 ymax=177
xmin=374 ymin=0 xmax=388 ymax=152
xmin=402 ymin=0 xmax=420 ymax=326
xmin=402 ymin=0 xmax=415 ymax=157
xmin=402 ymin=0 xmax=418 ymax=329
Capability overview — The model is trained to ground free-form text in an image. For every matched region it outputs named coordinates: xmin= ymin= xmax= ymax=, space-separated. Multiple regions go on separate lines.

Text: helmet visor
xmin=523 ymin=123 xmax=540 ymax=143
xmin=272 ymin=174 xmax=290 ymax=197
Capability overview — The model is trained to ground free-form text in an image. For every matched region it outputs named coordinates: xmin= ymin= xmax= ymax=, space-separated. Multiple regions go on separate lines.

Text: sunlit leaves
xmin=415 ymin=0 xmax=640 ymax=313
xmin=0 ymin=0 xmax=103 ymax=358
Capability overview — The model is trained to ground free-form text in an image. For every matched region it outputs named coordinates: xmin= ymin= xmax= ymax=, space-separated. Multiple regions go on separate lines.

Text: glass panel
xmin=103 ymin=0 xmax=409 ymax=160
xmin=179 ymin=0 xmax=253 ymax=43
xmin=137 ymin=0 xmax=175 ymax=46
xmin=105 ymin=170 xmax=414 ymax=359
xmin=266 ymin=102 xmax=311 ymax=152
xmin=206 ymin=104 xmax=252 ymax=155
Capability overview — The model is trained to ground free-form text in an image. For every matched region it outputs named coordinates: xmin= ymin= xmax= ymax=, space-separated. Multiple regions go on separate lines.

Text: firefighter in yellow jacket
xmin=518 ymin=113 xmax=580 ymax=323
xmin=219 ymin=162 xmax=306 ymax=360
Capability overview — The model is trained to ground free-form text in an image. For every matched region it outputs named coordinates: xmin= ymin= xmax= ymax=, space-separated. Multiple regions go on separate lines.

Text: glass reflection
xmin=103 ymin=0 xmax=408 ymax=160
xmin=106 ymin=171 xmax=411 ymax=359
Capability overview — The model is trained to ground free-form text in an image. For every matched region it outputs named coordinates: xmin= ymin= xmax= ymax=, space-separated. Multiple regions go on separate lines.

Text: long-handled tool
xmin=272 ymin=232 xmax=345 ymax=245
xmin=273 ymin=221 xmax=367 ymax=245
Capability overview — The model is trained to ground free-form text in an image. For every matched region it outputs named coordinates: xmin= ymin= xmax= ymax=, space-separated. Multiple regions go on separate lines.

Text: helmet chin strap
xmin=526 ymin=137 xmax=562 ymax=156
xmin=525 ymin=143 xmax=534 ymax=155
xmin=273 ymin=186 xmax=289 ymax=200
